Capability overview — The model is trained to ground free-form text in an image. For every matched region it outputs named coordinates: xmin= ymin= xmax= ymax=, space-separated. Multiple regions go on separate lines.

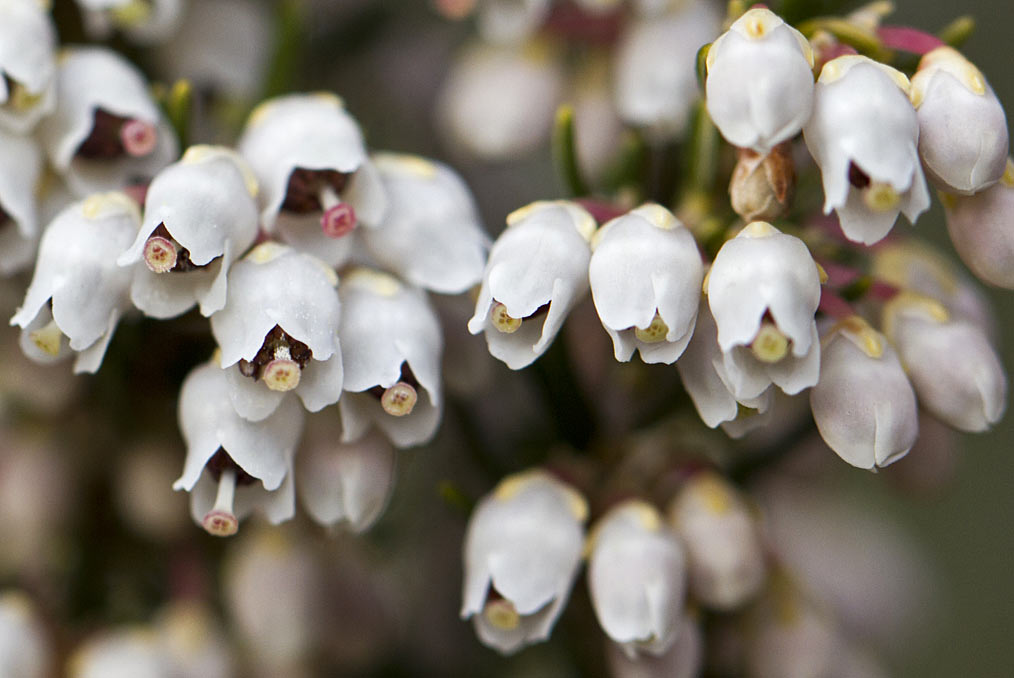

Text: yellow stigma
xmin=484 ymin=599 xmax=521 ymax=630
xmin=29 ymin=319 xmax=63 ymax=357
xmin=7 ymin=82 xmax=41 ymax=112
xmin=828 ymin=316 xmax=885 ymax=359
xmin=751 ymin=322 xmax=789 ymax=363
xmin=381 ymin=382 xmax=417 ymax=416
xmin=864 ymin=182 xmax=901 ymax=212
xmin=110 ymin=0 xmax=152 ymax=26
xmin=634 ymin=313 xmax=669 ymax=343
xmin=490 ymin=302 xmax=522 ymax=334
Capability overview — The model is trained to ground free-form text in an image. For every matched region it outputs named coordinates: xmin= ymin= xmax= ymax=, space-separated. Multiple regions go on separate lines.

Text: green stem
xmin=552 ymin=104 xmax=590 ymax=198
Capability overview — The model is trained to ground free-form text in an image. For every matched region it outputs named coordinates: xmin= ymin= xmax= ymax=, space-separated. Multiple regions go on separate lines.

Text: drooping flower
xmin=210 ymin=242 xmax=344 ymax=421
xmin=468 ymin=200 xmax=594 ymax=369
xmin=942 ymin=160 xmax=1014 ymax=289
xmin=910 ymin=46 xmax=1008 ymax=195
xmin=0 ymin=126 xmax=45 ymax=275
xmin=11 ymin=193 xmax=140 ymax=373
xmin=803 ymin=55 xmax=929 ymax=244
xmin=810 ymin=317 xmax=918 ymax=469
xmin=360 ymin=153 xmax=489 ymax=294
xmin=38 ymin=46 xmax=179 ymax=197
xmin=337 ymin=268 xmax=443 ymax=448
xmin=174 ymin=361 xmax=304 ymax=537
xmin=117 ymin=145 xmax=259 ymax=318
xmin=237 ymin=93 xmax=386 ymax=265
xmin=705 ymin=7 xmax=814 ymax=153
xmin=0 ymin=0 xmax=57 ymax=133
xmin=461 ymin=469 xmax=587 ymax=654
xmin=589 ymin=203 xmax=703 ymax=364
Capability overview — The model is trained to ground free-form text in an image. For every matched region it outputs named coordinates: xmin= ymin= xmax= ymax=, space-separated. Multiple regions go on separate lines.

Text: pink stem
xmin=878 ymin=25 xmax=946 ymax=55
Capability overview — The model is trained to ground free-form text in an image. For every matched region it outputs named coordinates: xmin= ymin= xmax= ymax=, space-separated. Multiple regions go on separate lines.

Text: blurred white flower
xmin=0 ymin=591 xmax=49 ymax=678
xmin=174 ymin=361 xmax=305 ymax=536
xmin=69 ymin=628 xmax=175 ymax=678
xmin=910 ymin=46 xmax=1008 ymax=195
xmin=571 ymin=56 xmax=625 ymax=181
xmin=76 ymin=0 xmax=186 ymax=44
xmin=810 ymin=317 xmax=917 ymax=469
xmin=0 ymin=0 xmax=57 ymax=133
xmin=469 ymin=200 xmax=594 ymax=369
xmin=437 ymin=41 xmax=563 ymax=161
xmin=705 ymin=7 xmax=814 ymax=153
xmin=883 ymin=293 xmax=1006 ymax=432
xmin=39 ymin=47 xmax=179 ymax=197
xmin=114 ymin=441 xmax=189 ymax=540
xmin=476 ymin=0 xmax=550 ymax=44
xmin=155 ymin=601 xmax=234 ymax=678
xmin=804 ymin=55 xmax=929 ymax=244
xmin=943 ymin=161 xmax=1014 ymax=289
xmin=296 ymin=423 xmax=396 ymax=532
xmin=338 ymin=268 xmax=443 ymax=448
xmin=744 ymin=583 xmax=839 ymax=678
xmin=210 ymin=243 xmax=343 ymax=421
xmin=238 ymin=93 xmax=386 ymax=265
xmin=706 ymin=221 xmax=822 ymax=400
xmin=360 ymin=153 xmax=489 ymax=294
xmin=667 ymin=472 xmax=765 ymax=610
xmin=614 ymin=0 xmax=720 ymax=141
xmin=587 ymin=500 xmax=687 ymax=656
xmin=11 ymin=193 xmax=139 ymax=373
xmin=589 ymin=203 xmax=702 ymax=364
xmin=461 ymin=469 xmax=587 ymax=654
xmin=117 ymin=145 xmax=259 ymax=318
xmin=0 ymin=126 xmax=44 ymax=275
xmin=606 ymin=611 xmax=702 ymax=678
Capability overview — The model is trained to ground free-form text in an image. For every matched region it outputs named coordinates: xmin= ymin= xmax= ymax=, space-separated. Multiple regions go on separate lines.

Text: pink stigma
xmin=120 ymin=119 xmax=158 ymax=157
xmin=321 ymin=202 xmax=357 ymax=239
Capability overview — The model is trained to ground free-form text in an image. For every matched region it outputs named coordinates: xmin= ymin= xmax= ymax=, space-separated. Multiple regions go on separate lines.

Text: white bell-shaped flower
xmin=360 ymin=153 xmax=489 ymax=294
xmin=614 ymin=0 xmax=720 ymax=141
xmin=804 ymin=55 xmax=929 ymax=245
xmin=944 ymin=161 xmax=1014 ymax=289
xmin=461 ymin=469 xmax=588 ymax=654
xmin=606 ymin=611 xmax=702 ymax=678
xmin=910 ymin=47 xmax=1008 ymax=195
xmin=0 ymin=126 xmax=44 ymax=275
xmin=0 ymin=0 xmax=57 ymax=133
xmin=76 ymin=0 xmax=186 ymax=45
xmin=587 ymin=500 xmax=687 ymax=657
xmin=667 ymin=472 xmax=766 ymax=610
xmin=810 ymin=317 xmax=918 ymax=469
xmin=69 ymin=628 xmax=175 ymax=678
xmin=437 ymin=41 xmax=563 ymax=161
xmin=296 ymin=422 xmax=396 ymax=532
xmin=744 ymin=584 xmax=839 ymax=678
xmin=705 ymin=7 xmax=814 ymax=153
xmin=117 ymin=145 xmax=259 ymax=318
xmin=11 ymin=193 xmax=139 ymax=374
xmin=676 ymin=299 xmax=775 ymax=433
xmin=237 ymin=93 xmax=386 ymax=266
xmin=174 ymin=361 xmax=304 ymax=537
xmin=476 ymin=0 xmax=550 ymax=44
xmin=706 ymin=221 xmax=822 ymax=400
xmin=211 ymin=242 xmax=343 ymax=421
xmin=589 ymin=204 xmax=703 ymax=364
xmin=0 ymin=592 xmax=49 ymax=678
xmin=338 ymin=268 xmax=443 ymax=448
xmin=155 ymin=602 xmax=234 ymax=678
xmin=883 ymin=293 xmax=1007 ymax=432
xmin=38 ymin=47 xmax=179 ymax=197
xmin=469 ymin=200 xmax=594 ymax=369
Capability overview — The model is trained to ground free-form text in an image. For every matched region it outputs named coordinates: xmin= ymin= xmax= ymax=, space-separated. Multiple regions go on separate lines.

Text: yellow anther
xmin=484 ymin=599 xmax=521 ymax=630
xmin=751 ymin=322 xmax=790 ymax=363
xmin=490 ymin=302 xmax=522 ymax=334
xmin=827 ymin=316 xmax=885 ymax=358
xmin=863 ymin=182 xmax=901 ymax=212
xmin=634 ymin=313 xmax=669 ymax=344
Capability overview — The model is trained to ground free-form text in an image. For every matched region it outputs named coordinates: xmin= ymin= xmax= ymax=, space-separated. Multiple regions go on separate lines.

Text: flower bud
xmin=461 ymin=469 xmax=587 ymax=654
xmin=810 ymin=317 xmax=918 ymax=469
xmin=587 ymin=501 xmax=687 ymax=656
xmin=667 ymin=472 xmax=765 ymax=610
xmin=804 ymin=55 xmax=929 ymax=244
xmin=589 ymin=204 xmax=703 ymax=364
xmin=705 ymin=8 xmax=815 ymax=153
xmin=729 ymin=143 xmax=795 ymax=222
xmin=943 ymin=161 xmax=1014 ymax=289
xmin=911 ymin=47 xmax=1008 ymax=195
xmin=883 ymin=293 xmax=1006 ymax=432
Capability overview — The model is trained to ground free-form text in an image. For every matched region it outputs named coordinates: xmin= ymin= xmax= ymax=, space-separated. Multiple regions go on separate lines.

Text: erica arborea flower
xmin=117 ymin=145 xmax=259 ymax=318
xmin=174 ymin=360 xmax=304 ymax=537
xmin=0 ymin=126 xmax=45 ymax=275
xmin=461 ymin=469 xmax=588 ymax=654
xmin=0 ymin=0 xmax=57 ymax=134
xmin=589 ymin=203 xmax=703 ymax=364
xmin=237 ymin=93 xmax=387 ymax=266
xmin=943 ymin=159 xmax=1014 ymax=289
xmin=803 ymin=55 xmax=929 ymax=245
xmin=38 ymin=46 xmax=178 ymax=198
xmin=337 ymin=268 xmax=443 ymax=448
xmin=210 ymin=242 xmax=344 ymax=421
xmin=469 ymin=200 xmax=594 ymax=369
xmin=11 ymin=193 xmax=139 ymax=374
xmin=705 ymin=7 xmax=815 ymax=153
xmin=910 ymin=46 xmax=1008 ymax=195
